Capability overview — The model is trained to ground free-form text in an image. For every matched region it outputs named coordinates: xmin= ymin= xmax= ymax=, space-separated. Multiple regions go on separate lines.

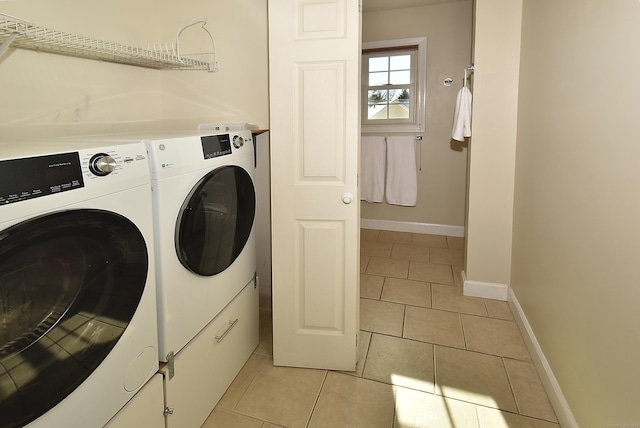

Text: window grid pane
xmin=367 ymin=89 xmax=388 ymax=120
xmin=369 ymin=56 xmax=388 ymax=72
xmin=389 ymin=89 xmax=410 ymax=119
xmin=389 ymin=70 xmax=410 ymax=85
xmin=367 ymin=89 xmax=411 ymax=120
xmin=369 ymin=71 xmax=388 ymax=86
xmin=362 ymin=41 xmax=422 ymax=129
xmin=389 ymin=55 xmax=410 ymax=71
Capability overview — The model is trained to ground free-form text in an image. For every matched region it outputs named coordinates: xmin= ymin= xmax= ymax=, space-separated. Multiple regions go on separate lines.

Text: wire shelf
xmin=0 ymin=13 xmax=218 ymax=71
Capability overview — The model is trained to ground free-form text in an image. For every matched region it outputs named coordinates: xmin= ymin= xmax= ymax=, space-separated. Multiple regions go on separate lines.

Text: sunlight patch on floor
xmin=391 ymin=374 xmax=506 ymax=428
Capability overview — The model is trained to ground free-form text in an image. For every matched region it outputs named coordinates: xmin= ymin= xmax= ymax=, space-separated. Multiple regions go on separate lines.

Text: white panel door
xmin=268 ymin=0 xmax=361 ymax=370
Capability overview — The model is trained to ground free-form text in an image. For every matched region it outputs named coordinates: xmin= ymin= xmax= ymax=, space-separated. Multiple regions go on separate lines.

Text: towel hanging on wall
xmin=360 ymin=136 xmax=386 ymax=203
xmin=451 ymin=84 xmax=472 ymax=141
xmin=385 ymin=136 xmax=418 ymax=206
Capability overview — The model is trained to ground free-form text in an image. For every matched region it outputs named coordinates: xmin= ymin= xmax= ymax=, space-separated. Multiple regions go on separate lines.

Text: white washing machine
xmin=141 ymin=130 xmax=256 ymax=362
xmin=0 ymin=141 xmax=159 ymax=428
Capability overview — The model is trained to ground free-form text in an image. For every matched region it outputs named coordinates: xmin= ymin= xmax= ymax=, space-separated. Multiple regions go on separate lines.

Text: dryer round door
xmin=176 ymin=165 xmax=256 ymax=276
xmin=0 ymin=209 xmax=149 ymax=428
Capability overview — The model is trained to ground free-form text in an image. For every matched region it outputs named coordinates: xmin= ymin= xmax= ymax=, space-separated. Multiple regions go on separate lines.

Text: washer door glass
xmin=176 ymin=165 xmax=256 ymax=276
xmin=0 ymin=210 xmax=148 ymax=428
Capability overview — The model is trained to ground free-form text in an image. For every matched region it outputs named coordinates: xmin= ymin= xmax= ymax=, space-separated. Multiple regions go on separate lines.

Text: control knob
xmin=89 ymin=153 xmax=116 ymax=176
xmin=233 ymin=135 xmax=244 ymax=148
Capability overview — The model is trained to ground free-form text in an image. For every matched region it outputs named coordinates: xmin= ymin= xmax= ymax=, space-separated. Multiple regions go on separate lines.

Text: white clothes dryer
xmin=0 ymin=141 xmax=159 ymax=428
xmin=142 ymin=131 xmax=256 ymax=362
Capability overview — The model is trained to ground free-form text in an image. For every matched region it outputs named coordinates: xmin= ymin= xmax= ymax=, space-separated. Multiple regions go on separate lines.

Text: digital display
xmin=201 ymin=134 xmax=232 ymax=159
xmin=0 ymin=152 xmax=84 ymax=205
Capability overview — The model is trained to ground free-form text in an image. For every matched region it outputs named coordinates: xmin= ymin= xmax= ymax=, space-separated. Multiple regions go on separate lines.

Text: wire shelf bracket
xmin=0 ymin=13 xmax=218 ymax=72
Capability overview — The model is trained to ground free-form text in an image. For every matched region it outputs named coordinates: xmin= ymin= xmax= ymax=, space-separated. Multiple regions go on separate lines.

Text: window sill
xmin=362 ymin=123 xmax=424 ymax=134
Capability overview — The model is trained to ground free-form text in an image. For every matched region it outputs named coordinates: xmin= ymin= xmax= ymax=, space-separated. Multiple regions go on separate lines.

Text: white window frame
xmin=361 ymin=37 xmax=427 ymax=134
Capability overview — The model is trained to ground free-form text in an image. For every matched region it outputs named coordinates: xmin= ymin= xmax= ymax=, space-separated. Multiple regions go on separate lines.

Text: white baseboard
xmin=360 ymin=218 xmax=465 ymax=237
xmin=462 ymin=271 xmax=509 ymax=301
xmin=508 ymin=288 xmax=579 ymax=428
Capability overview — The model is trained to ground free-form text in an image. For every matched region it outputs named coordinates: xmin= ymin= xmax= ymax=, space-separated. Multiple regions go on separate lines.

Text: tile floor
xmin=201 ymin=229 xmax=559 ymax=428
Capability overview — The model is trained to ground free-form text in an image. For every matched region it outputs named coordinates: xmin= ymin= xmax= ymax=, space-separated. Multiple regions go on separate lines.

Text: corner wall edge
xmin=462 ymin=271 xmax=509 ymax=301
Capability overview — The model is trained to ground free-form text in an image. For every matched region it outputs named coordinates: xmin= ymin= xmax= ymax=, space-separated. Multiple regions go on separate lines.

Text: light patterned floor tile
xmin=366 ymin=256 xmax=410 ymax=278
xmin=393 ymin=387 xmax=480 ymax=428
xmin=308 ymin=372 xmax=396 ymax=428
xmin=254 ymin=310 xmax=273 ymax=357
xmin=411 ymin=233 xmax=448 ymax=248
xmin=361 ymin=274 xmax=384 ymax=299
xmin=234 ymin=360 xmax=326 ymax=428
xmin=216 ymin=353 xmax=266 ymax=410
xmin=408 ymin=261 xmax=454 ymax=284
xmin=360 ymin=255 xmax=370 ymax=273
xmin=430 ymin=248 xmax=464 ymax=265
xmin=361 ymin=228 xmax=380 ymax=241
xmin=201 ymin=408 xmax=263 ymax=428
xmin=403 ymin=306 xmax=465 ymax=348
xmin=361 ymin=240 xmax=394 ymax=257
xmin=452 ymin=265 xmax=465 ymax=287
xmin=355 ymin=331 xmax=372 ymax=377
xmin=432 ymin=283 xmax=487 ymax=316
xmin=485 ymin=299 xmax=514 ymax=320
xmin=211 ymin=229 xmax=556 ymax=428
xmin=377 ymin=230 xmax=412 ymax=244
xmin=462 ymin=315 xmax=531 ymax=360
xmin=360 ymin=298 xmax=405 ymax=337
xmin=341 ymin=330 xmax=372 ymax=378
xmin=390 ymin=244 xmax=430 ymax=262
xmin=381 ymin=277 xmax=431 ymax=307
xmin=504 ymin=358 xmax=558 ymax=422
xmin=435 ymin=346 xmax=518 ymax=413
xmin=362 ymin=334 xmax=435 ymax=393
xmin=476 ymin=406 xmax=561 ymax=428
xmin=446 ymin=236 xmax=465 ymax=250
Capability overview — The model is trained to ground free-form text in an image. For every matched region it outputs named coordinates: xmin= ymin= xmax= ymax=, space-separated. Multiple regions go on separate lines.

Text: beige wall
xmin=160 ymin=0 xmax=269 ymax=130
xmin=0 ymin=0 xmax=269 ymax=139
xmin=512 ymin=0 xmax=640 ymax=425
xmin=464 ymin=0 xmax=521 ymax=288
xmin=361 ymin=1 xmax=472 ymax=228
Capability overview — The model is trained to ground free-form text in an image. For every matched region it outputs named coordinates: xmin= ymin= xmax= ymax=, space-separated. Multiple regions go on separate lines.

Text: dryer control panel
xmin=200 ymin=130 xmax=253 ymax=161
xmin=201 ymin=134 xmax=232 ymax=159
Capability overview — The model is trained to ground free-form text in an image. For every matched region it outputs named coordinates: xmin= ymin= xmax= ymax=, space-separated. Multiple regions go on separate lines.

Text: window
xmin=362 ymin=37 xmax=427 ymax=133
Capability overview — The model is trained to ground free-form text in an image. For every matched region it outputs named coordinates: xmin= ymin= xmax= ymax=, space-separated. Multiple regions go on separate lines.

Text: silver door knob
xmin=342 ymin=193 xmax=354 ymax=204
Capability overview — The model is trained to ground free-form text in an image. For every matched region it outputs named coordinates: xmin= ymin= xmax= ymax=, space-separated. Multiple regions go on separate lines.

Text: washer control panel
xmin=0 ymin=152 xmax=85 ymax=205
xmin=0 ymin=142 xmax=148 ymax=206
xmin=89 ymin=153 xmax=117 ymax=176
